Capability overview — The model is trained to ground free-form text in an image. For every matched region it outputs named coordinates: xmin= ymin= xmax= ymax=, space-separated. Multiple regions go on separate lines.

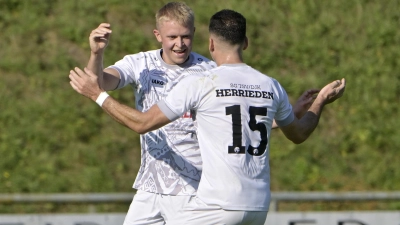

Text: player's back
xmin=194 ymin=63 xmax=293 ymax=211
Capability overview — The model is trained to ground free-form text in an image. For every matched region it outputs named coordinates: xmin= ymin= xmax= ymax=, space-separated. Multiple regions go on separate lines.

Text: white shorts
xmin=166 ymin=196 xmax=268 ymax=225
xmin=123 ymin=190 xmax=192 ymax=225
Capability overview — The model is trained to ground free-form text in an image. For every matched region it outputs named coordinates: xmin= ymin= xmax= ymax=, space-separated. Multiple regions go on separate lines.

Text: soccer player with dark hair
xmin=71 ymin=8 xmax=345 ymax=225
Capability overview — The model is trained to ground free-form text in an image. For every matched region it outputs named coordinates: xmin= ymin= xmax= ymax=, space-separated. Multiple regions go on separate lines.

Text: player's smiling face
xmin=154 ymin=20 xmax=194 ymax=65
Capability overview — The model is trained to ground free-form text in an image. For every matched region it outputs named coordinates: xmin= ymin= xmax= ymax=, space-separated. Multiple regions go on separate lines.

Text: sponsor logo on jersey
xmin=151 ymin=79 xmax=165 ymax=85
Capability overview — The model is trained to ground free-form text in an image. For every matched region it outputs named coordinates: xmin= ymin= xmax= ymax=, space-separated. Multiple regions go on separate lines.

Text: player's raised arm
xmin=279 ymin=78 xmax=346 ymax=144
xmin=87 ymin=23 xmax=120 ymax=91
xmin=272 ymin=88 xmax=320 ymax=128
xmin=69 ymin=67 xmax=171 ymax=134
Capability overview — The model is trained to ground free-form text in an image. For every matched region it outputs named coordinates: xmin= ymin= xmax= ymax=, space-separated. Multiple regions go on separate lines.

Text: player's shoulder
xmin=181 ymin=69 xmax=214 ymax=86
xmin=115 ymin=50 xmax=162 ymax=69
xmin=190 ymin=51 xmax=211 ymax=61
xmin=190 ymin=52 xmax=216 ymax=66
xmin=218 ymin=64 xmax=284 ymax=88
xmin=122 ymin=49 xmax=159 ymax=59
xmin=246 ymin=65 xmax=280 ymax=84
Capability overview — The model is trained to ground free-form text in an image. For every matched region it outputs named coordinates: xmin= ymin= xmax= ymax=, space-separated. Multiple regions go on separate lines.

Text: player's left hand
xmin=69 ymin=67 xmax=104 ymax=101
xmin=293 ymin=89 xmax=320 ymax=118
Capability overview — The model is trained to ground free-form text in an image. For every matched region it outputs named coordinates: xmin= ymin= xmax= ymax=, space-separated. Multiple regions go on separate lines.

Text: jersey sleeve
xmin=273 ymin=80 xmax=295 ymax=127
xmin=106 ymin=53 xmax=143 ymax=90
xmin=157 ymin=73 xmax=214 ymax=121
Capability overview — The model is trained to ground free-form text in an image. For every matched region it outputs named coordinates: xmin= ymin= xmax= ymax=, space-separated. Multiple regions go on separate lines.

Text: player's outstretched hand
xmin=317 ymin=78 xmax=346 ymax=105
xmin=69 ymin=67 xmax=103 ymax=101
xmin=293 ymin=89 xmax=320 ymax=118
xmin=89 ymin=23 xmax=112 ymax=54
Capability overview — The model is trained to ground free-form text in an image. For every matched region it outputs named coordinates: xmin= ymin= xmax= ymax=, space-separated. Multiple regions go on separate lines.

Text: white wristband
xmin=95 ymin=92 xmax=109 ymax=107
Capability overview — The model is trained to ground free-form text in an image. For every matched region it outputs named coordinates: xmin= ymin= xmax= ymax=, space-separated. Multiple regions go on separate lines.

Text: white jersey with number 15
xmin=158 ymin=63 xmax=294 ymax=211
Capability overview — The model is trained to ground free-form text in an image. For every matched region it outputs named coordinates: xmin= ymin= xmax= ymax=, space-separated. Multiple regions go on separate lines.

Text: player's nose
xmin=175 ymin=37 xmax=185 ymax=48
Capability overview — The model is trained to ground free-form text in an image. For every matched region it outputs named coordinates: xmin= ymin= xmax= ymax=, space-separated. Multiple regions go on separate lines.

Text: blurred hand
xmin=293 ymin=89 xmax=320 ymax=118
xmin=69 ymin=67 xmax=103 ymax=101
xmin=89 ymin=23 xmax=112 ymax=54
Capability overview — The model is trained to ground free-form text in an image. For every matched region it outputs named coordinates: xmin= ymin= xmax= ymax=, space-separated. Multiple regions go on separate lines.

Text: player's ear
xmin=209 ymin=37 xmax=214 ymax=53
xmin=153 ymin=29 xmax=162 ymax=43
xmin=243 ymin=36 xmax=249 ymax=50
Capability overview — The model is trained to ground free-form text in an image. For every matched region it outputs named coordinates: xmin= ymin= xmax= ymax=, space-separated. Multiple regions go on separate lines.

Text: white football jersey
xmin=158 ymin=63 xmax=294 ymax=210
xmin=108 ymin=49 xmax=216 ymax=195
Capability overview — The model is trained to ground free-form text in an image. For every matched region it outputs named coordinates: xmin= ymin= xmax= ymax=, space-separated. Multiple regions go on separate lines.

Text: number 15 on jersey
xmin=226 ymin=105 xmax=268 ymax=156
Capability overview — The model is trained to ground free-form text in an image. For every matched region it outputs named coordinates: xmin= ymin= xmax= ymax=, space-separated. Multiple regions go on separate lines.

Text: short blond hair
xmin=155 ymin=2 xmax=194 ymax=28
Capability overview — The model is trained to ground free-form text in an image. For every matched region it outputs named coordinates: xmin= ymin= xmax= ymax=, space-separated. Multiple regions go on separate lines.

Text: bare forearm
xmin=100 ymin=97 xmax=147 ymax=134
xmin=70 ymin=67 xmax=156 ymax=133
xmin=87 ymin=53 xmax=120 ymax=91
xmin=280 ymin=78 xmax=345 ymax=144
xmin=273 ymin=99 xmax=313 ymax=129
xmin=296 ymin=98 xmax=325 ymax=142
xmin=87 ymin=52 xmax=105 ymax=88
xmin=100 ymin=96 xmax=170 ymax=134
xmin=280 ymin=98 xmax=325 ymax=144
xmin=296 ymin=112 xmax=320 ymax=141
